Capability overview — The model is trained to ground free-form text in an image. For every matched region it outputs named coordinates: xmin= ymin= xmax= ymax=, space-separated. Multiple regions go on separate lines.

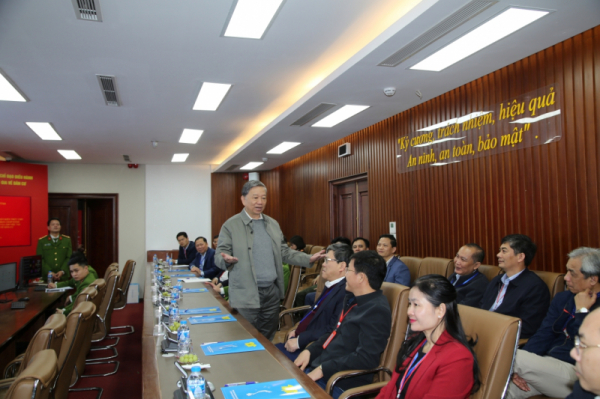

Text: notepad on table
xmin=201 ymin=339 xmax=265 ymax=356
xmin=221 ymin=379 xmax=309 ymax=399
xmin=179 ymin=277 xmax=211 ymax=283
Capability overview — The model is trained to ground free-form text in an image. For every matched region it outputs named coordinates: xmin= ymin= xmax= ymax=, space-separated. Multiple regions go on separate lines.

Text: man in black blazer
xmin=448 ymin=243 xmax=489 ymax=307
xmin=480 ymin=234 xmax=550 ymax=339
xmin=275 ymin=242 xmax=351 ymax=361
xmin=176 ymin=232 xmax=197 ymax=265
xmin=189 ymin=236 xmax=220 ymax=279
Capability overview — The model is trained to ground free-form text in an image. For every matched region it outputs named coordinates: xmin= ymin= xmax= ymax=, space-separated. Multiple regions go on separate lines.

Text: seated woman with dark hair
xmin=376 ymin=274 xmax=480 ymax=399
xmin=48 ymin=253 xmax=98 ymax=315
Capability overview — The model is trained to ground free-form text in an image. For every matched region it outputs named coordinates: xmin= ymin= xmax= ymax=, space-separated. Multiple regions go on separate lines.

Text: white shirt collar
xmin=50 ymin=233 xmax=60 ymax=239
xmin=501 ymin=268 xmax=526 ymax=284
xmin=386 ymin=256 xmax=395 ymax=266
xmin=243 ymin=209 xmax=263 ymax=220
xmin=325 ymin=276 xmax=345 ymax=288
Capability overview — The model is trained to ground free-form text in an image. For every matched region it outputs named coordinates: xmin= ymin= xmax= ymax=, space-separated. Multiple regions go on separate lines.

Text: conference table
xmin=142 ymin=263 xmax=330 ymax=399
xmin=0 ymin=287 xmax=65 ymax=372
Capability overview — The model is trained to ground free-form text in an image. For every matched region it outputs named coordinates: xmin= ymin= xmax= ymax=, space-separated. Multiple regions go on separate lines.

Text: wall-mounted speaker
xmin=338 ymin=143 xmax=351 ymax=158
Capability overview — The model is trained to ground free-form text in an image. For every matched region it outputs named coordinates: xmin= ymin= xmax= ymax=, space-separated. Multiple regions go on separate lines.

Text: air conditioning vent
xmin=291 ymin=103 xmax=337 ymax=126
xmin=72 ymin=0 xmax=102 ymax=22
xmin=123 ymin=155 xmax=131 ymax=162
xmin=378 ymin=0 xmax=496 ymax=67
xmin=96 ymin=75 xmax=121 ymax=107
xmin=225 ymin=164 xmax=239 ymax=171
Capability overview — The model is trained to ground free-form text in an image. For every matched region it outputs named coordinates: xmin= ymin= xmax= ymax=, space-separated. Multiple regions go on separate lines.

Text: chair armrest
xmin=279 ymin=305 xmax=312 ymax=319
xmin=326 ymin=367 xmax=392 ymax=394
xmin=3 ymin=357 xmax=23 ymax=379
xmin=0 ymin=377 xmax=16 ymax=390
xmin=337 ymin=381 xmax=389 ymax=399
xmin=300 ymin=273 xmax=320 ymax=284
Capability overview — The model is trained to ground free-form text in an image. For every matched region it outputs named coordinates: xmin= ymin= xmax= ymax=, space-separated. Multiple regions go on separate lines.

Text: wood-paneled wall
xmin=212 ymin=27 xmax=600 ymax=272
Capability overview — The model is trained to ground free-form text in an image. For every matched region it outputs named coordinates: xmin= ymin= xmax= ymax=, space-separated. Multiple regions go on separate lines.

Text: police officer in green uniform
xmin=36 ymin=218 xmax=72 ymax=282
xmin=48 ymin=254 xmax=98 ymax=315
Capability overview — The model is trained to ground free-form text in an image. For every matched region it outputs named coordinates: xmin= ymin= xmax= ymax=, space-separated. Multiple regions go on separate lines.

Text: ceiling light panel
xmin=179 ymin=129 xmax=204 ymax=144
xmin=0 ymin=70 xmax=27 ymax=102
xmin=267 ymin=142 xmax=301 ymax=154
xmin=172 ymin=153 xmax=189 ymax=162
xmin=193 ymin=83 xmax=232 ymax=111
xmin=224 ymin=0 xmax=284 ymax=39
xmin=240 ymin=162 xmax=263 ymax=170
xmin=58 ymin=150 xmax=81 ymax=160
xmin=26 ymin=122 xmax=62 ymax=140
xmin=411 ymin=7 xmax=549 ymax=72
xmin=312 ymin=105 xmax=370 ymax=128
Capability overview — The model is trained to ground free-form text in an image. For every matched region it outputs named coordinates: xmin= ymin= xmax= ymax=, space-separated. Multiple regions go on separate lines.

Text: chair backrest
xmin=54 ymin=301 xmax=96 ymax=399
xmin=114 ymin=260 xmax=136 ymax=309
xmin=400 ymin=256 xmax=423 ymax=285
xmin=104 ymin=263 xmax=119 ymax=279
xmin=377 ymin=283 xmax=411 ymax=382
xmin=418 ymin=257 xmax=454 ymax=279
xmin=92 ymin=270 xmax=120 ymax=341
xmin=303 ymin=244 xmax=314 ymax=254
xmin=301 ymin=246 xmax=324 ymax=276
xmin=478 ymin=264 xmax=502 ymax=282
xmin=458 ymin=304 xmax=521 ymax=399
xmin=532 ymin=270 xmax=566 ymax=298
xmin=16 ymin=313 xmax=66 ymax=376
xmin=73 ymin=286 xmax=98 ymax=309
xmin=5 ymin=349 xmax=57 ymax=399
xmin=71 ymin=288 xmax=100 ymax=386
xmin=88 ymin=278 xmax=106 ymax=311
xmin=280 ymin=266 xmax=303 ymax=330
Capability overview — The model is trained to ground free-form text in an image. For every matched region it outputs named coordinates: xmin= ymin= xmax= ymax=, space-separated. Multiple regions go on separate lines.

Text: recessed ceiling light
xmin=312 ymin=105 xmax=370 ymax=128
xmin=411 ymin=8 xmax=549 ymax=72
xmin=0 ymin=69 xmax=26 ymax=102
xmin=172 ymin=153 xmax=189 ymax=163
xmin=179 ymin=129 xmax=204 ymax=144
xmin=224 ymin=0 xmax=284 ymax=39
xmin=26 ymin=122 xmax=62 ymax=140
xmin=266 ymin=142 xmax=301 ymax=154
xmin=57 ymin=150 xmax=81 ymax=160
xmin=193 ymin=82 xmax=232 ymax=111
xmin=240 ymin=162 xmax=263 ymax=170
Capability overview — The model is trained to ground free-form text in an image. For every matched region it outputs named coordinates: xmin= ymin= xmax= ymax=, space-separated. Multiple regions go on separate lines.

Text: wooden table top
xmin=0 ymin=287 xmax=66 ymax=351
xmin=142 ymin=263 xmax=331 ymax=399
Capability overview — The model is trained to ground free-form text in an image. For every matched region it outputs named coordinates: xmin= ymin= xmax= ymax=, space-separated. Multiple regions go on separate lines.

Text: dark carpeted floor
xmin=68 ymin=302 xmax=143 ymax=399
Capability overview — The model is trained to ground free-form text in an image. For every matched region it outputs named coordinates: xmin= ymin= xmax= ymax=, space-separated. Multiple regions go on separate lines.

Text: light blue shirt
xmin=489 ymin=268 xmax=526 ymax=311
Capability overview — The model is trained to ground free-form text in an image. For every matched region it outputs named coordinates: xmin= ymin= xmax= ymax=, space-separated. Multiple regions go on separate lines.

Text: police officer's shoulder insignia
xmin=39 ymin=235 xmax=49 ymax=240
xmin=62 ymin=235 xmax=70 ymax=239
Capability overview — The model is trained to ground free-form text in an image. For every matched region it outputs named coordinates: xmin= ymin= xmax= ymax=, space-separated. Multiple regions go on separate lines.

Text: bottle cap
xmin=191 ymin=365 xmax=201 ymax=372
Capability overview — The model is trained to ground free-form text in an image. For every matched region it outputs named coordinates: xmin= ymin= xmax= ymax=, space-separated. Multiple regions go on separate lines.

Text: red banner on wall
xmin=0 ymin=196 xmax=31 ymax=247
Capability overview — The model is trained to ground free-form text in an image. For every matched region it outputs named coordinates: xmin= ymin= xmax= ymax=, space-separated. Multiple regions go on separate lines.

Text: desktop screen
xmin=19 ymin=255 xmax=42 ymax=286
xmin=0 ymin=262 xmax=17 ymax=294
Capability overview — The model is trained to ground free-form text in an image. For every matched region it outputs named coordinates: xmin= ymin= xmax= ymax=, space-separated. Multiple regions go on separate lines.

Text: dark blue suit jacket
xmin=448 ymin=270 xmax=489 ymax=307
xmin=384 ymin=256 xmax=410 ymax=286
xmin=189 ymin=247 xmax=220 ymax=279
xmin=480 ymin=268 xmax=550 ymax=339
xmin=177 ymin=243 xmax=197 ymax=265
xmin=297 ymin=278 xmax=347 ymax=349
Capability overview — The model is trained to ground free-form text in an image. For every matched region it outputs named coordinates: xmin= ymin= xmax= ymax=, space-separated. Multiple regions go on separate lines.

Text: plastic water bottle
xmin=177 ymin=321 xmax=190 ymax=358
xmin=187 ymin=365 xmax=205 ymax=399
xmin=169 ymin=300 xmax=180 ymax=325
xmin=168 ymin=257 xmax=173 ymax=271
xmin=171 ymin=286 xmax=180 ymax=302
xmin=153 ymin=254 xmax=158 ymax=265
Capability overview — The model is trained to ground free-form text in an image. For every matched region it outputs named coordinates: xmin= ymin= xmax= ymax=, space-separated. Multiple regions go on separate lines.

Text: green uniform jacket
xmin=36 ymin=234 xmax=72 ymax=282
xmin=60 ymin=267 xmax=99 ymax=315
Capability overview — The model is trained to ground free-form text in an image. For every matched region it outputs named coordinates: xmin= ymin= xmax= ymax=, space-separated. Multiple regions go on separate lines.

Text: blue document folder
xmin=221 ymin=379 xmax=309 ymax=399
xmin=179 ymin=307 xmax=220 ymax=315
xmin=201 ymin=339 xmax=265 ymax=356
xmin=182 ymin=288 xmax=208 ymax=293
xmin=188 ymin=315 xmax=236 ymax=324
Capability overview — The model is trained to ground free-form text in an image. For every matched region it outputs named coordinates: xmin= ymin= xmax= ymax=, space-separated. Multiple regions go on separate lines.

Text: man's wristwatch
xmin=577 ymin=307 xmax=589 ymax=313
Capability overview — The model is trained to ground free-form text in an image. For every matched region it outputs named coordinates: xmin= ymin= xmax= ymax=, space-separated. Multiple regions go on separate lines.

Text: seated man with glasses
xmin=294 ymin=250 xmax=392 ymax=399
xmin=567 ymin=308 xmax=600 ymax=399
xmin=275 ymin=243 xmax=351 ymax=361
xmin=508 ymin=247 xmax=600 ymax=399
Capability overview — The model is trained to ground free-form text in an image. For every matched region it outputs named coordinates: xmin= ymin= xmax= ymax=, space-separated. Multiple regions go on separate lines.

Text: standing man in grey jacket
xmin=215 ymin=180 xmax=325 ymax=340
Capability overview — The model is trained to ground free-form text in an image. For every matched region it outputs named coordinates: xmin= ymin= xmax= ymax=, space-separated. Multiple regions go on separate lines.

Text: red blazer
xmin=376 ymin=330 xmax=474 ymax=399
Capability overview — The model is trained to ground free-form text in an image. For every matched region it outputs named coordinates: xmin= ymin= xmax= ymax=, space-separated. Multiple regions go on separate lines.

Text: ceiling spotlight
xmin=152 ymin=141 xmax=158 ymax=148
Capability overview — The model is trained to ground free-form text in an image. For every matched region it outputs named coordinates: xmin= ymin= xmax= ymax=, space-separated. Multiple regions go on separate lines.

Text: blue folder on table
xmin=221 ymin=379 xmax=309 ymax=399
xmin=182 ymin=288 xmax=207 ymax=293
xmin=167 ymin=273 xmax=196 ymax=277
xmin=188 ymin=315 xmax=236 ymax=324
xmin=201 ymin=339 xmax=265 ymax=356
xmin=179 ymin=307 xmax=220 ymax=315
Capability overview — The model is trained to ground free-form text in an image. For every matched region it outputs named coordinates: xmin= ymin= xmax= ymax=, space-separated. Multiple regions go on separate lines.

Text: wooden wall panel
xmin=212 ymin=27 xmax=600 ymax=272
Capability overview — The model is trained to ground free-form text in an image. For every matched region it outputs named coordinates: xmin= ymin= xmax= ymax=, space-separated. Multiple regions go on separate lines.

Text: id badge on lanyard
xmin=322 ymin=304 xmax=357 ymax=349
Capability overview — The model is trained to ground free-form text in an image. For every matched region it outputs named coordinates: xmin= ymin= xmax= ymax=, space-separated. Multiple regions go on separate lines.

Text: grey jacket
xmin=215 ymin=210 xmax=311 ymax=308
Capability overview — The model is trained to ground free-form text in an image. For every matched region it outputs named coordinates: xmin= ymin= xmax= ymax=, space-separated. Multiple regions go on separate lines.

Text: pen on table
xmin=201 ymin=341 xmax=225 ymax=345
xmin=224 ymin=381 xmax=257 ymax=387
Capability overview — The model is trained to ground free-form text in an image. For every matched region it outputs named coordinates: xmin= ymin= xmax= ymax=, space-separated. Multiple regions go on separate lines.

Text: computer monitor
xmin=18 ymin=255 xmax=43 ymax=288
xmin=0 ymin=262 xmax=17 ymax=302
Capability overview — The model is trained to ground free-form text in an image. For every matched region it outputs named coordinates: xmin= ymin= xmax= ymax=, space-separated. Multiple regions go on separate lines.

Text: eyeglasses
xmin=574 ymin=335 xmax=600 ymax=356
xmin=345 ymin=268 xmax=356 ymax=274
xmin=324 ymin=258 xmax=339 ymax=263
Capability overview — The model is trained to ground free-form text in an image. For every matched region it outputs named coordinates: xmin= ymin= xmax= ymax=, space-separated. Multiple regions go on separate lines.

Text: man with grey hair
xmin=215 ymin=180 xmax=325 ymax=340
xmin=275 ymin=242 xmax=352 ymax=361
xmin=508 ymin=247 xmax=600 ymax=399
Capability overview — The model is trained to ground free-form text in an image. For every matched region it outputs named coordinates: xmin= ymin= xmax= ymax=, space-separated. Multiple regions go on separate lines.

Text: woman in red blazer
xmin=376 ymin=274 xmax=480 ymax=399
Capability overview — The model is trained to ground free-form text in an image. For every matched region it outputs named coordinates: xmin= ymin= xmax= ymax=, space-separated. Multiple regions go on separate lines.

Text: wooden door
xmin=84 ymin=198 xmax=117 ymax=278
xmin=331 ymin=176 xmax=369 ymax=242
xmin=48 ymin=197 xmax=78 ymax=251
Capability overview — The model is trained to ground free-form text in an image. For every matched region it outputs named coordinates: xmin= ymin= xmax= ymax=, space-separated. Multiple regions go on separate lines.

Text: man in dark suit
xmin=448 ymin=243 xmax=489 ymax=307
xmin=189 ymin=236 xmax=220 ymax=279
xmin=275 ymin=242 xmax=351 ymax=361
xmin=176 ymin=232 xmax=197 ymax=265
xmin=377 ymin=234 xmax=410 ymax=286
xmin=480 ymin=234 xmax=550 ymax=339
